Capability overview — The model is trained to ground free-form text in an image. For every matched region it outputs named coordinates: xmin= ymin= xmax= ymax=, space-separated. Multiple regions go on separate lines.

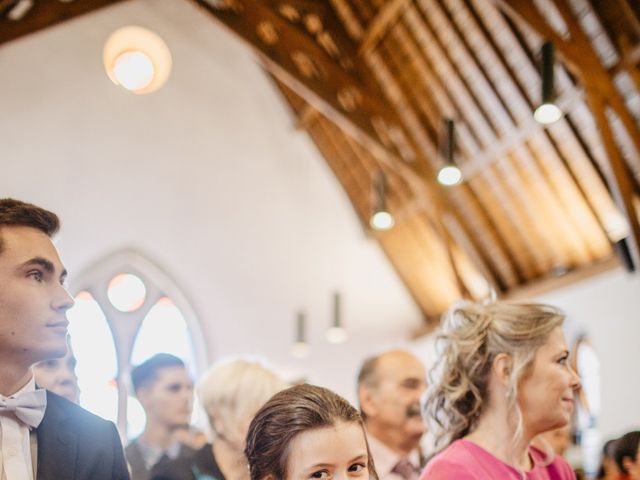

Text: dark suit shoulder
xmin=150 ymin=444 xmax=223 ymax=480
xmin=44 ymin=391 xmax=116 ymax=430
xmin=37 ymin=391 xmax=130 ymax=480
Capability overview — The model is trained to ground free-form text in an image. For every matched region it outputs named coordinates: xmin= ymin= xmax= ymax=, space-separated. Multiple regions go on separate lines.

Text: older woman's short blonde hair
xmin=198 ymin=357 xmax=285 ymax=448
xmin=423 ymin=301 xmax=565 ymax=450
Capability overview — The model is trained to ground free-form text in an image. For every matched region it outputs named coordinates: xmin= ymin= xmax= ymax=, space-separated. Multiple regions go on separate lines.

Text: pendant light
xmin=437 ymin=118 xmax=463 ymax=186
xmin=533 ymin=42 xmax=562 ymax=125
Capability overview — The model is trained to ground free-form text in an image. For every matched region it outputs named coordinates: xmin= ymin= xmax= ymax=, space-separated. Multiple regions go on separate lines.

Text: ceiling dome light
xmin=103 ymin=26 xmax=172 ymax=94
xmin=533 ymin=102 xmax=562 ymax=124
xmin=437 ymin=165 xmax=463 ymax=186
xmin=113 ymin=51 xmax=155 ymax=91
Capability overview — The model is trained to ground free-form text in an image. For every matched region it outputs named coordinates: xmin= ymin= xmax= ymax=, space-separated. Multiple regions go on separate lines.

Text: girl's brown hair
xmin=245 ymin=383 xmax=378 ymax=480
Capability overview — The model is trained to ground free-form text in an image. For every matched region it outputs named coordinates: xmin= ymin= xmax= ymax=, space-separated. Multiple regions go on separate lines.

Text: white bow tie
xmin=0 ymin=389 xmax=47 ymax=429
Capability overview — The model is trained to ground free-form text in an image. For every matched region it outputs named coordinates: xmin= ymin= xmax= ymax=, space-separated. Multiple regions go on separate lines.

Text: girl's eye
xmin=310 ymin=472 xmax=329 ymax=479
xmin=558 ymin=355 xmax=569 ymax=365
xmin=348 ymin=464 xmax=365 ymax=473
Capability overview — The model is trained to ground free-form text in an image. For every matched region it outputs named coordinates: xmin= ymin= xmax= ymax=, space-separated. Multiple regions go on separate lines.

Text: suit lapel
xmin=36 ymin=392 xmax=78 ymax=480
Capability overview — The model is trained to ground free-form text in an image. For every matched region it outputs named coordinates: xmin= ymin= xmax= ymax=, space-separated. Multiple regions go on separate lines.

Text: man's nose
xmin=53 ymin=285 xmax=75 ymax=312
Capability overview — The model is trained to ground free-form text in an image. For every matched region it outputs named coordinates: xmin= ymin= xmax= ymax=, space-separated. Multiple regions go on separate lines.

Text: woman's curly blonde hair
xmin=422 ymin=301 xmax=565 ymax=450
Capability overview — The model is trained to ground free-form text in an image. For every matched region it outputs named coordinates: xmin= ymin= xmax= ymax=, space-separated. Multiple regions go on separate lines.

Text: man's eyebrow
xmin=21 ymin=257 xmax=55 ymax=273
xmin=21 ymin=257 xmax=68 ymax=280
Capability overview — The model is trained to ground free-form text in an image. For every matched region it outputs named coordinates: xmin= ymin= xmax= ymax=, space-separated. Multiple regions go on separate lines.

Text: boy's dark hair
xmin=0 ymin=198 xmax=60 ymax=254
xmin=130 ymin=353 xmax=185 ymax=394
xmin=614 ymin=430 xmax=640 ymax=474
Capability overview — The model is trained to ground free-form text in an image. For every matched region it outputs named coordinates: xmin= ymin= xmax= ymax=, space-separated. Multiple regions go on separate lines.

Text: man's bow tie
xmin=0 ymin=388 xmax=47 ymax=428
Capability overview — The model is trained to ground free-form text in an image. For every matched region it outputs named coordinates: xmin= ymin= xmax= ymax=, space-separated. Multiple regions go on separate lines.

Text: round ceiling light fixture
xmin=103 ymin=26 xmax=172 ymax=94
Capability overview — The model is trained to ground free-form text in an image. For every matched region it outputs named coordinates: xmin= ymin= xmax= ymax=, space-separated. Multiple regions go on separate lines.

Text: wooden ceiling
xmin=3 ymin=0 xmax=639 ymax=325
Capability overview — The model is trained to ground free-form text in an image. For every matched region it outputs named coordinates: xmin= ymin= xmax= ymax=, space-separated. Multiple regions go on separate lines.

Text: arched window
xmin=67 ymin=250 xmax=206 ymax=439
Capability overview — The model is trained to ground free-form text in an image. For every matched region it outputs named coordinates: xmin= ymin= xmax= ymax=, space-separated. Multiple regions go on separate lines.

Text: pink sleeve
xmin=420 ymin=459 xmax=477 ymax=480
xmin=550 ymin=456 xmax=577 ymax=480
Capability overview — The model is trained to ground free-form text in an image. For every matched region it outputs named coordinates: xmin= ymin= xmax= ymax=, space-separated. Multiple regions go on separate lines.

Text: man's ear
xmin=491 ymin=353 xmax=512 ymax=388
xmin=358 ymin=384 xmax=378 ymax=418
xmin=622 ymin=456 xmax=634 ymax=475
xmin=136 ymin=386 xmax=152 ymax=409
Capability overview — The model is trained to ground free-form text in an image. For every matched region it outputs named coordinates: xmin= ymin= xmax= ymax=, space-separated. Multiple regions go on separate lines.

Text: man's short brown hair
xmin=0 ymin=198 xmax=60 ymax=254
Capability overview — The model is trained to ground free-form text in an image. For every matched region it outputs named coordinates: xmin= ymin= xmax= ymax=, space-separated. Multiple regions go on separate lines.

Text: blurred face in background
xmin=360 ymin=351 xmax=427 ymax=445
xmin=138 ymin=365 xmax=194 ymax=430
xmin=33 ymin=343 xmax=80 ymax=403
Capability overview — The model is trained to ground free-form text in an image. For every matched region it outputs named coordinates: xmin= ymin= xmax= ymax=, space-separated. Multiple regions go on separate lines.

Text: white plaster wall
xmin=535 ymin=269 xmax=640 ymax=439
xmin=0 ymin=0 xmax=423 ymax=402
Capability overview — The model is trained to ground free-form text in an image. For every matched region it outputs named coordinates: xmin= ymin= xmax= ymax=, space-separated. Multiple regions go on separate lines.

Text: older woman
xmin=245 ymin=383 xmax=378 ymax=480
xmin=151 ymin=358 xmax=284 ymax=480
xmin=421 ymin=302 xmax=581 ymax=479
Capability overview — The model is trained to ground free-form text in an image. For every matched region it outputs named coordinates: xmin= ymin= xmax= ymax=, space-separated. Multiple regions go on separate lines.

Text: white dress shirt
xmin=0 ymin=377 xmax=37 ymax=480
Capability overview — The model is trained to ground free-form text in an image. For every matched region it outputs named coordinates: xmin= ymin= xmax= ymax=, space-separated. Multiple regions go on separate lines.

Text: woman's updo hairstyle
xmin=422 ymin=301 xmax=565 ymax=449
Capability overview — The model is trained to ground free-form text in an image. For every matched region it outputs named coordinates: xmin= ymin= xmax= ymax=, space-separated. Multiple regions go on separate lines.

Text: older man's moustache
xmin=406 ymin=404 xmax=421 ymax=418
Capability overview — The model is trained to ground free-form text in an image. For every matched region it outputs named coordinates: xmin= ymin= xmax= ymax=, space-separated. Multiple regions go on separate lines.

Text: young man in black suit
xmin=125 ymin=354 xmax=195 ymax=480
xmin=0 ymin=198 xmax=129 ymax=480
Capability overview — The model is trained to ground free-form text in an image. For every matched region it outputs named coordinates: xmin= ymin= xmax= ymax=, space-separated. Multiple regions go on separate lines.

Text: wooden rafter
xmin=190 ymin=0 xmax=496 ymax=304
xmin=496 ymin=0 xmax=640 ymax=268
xmin=587 ymin=90 xmax=640 ymax=264
xmin=190 ymin=0 xmax=414 ymax=166
xmin=0 ymin=0 xmax=125 ymax=45
xmin=359 ymin=0 xmax=412 ymax=54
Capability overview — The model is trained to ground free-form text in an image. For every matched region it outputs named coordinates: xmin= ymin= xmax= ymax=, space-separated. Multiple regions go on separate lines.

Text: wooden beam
xmin=0 ymin=0 xmax=127 ymax=45
xmin=506 ymin=255 xmax=620 ymax=300
xmin=190 ymin=0 xmax=416 ymax=166
xmin=587 ymin=90 xmax=640 ymax=268
xmin=192 ymin=2 xmax=476 ymax=236
xmin=462 ymin=84 xmax=585 ymax=178
xmin=498 ymin=0 xmax=640 ymax=155
xmin=359 ymin=0 xmax=412 ymax=54
xmin=496 ymin=0 xmax=640 ymax=266
xmin=0 ymin=0 xmax=17 ymax=15
xmin=191 ymin=0 xmax=500 ymax=310
xmin=618 ymin=35 xmax=640 ymax=95
xmin=295 ymin=103 xmax=321 ymax=130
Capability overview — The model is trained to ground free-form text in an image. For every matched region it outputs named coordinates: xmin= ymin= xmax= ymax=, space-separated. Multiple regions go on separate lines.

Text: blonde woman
xmin=421 ymin=302 xmax=581 ymax=480
xmin=151 ymin=357 xmax=285 ymax=480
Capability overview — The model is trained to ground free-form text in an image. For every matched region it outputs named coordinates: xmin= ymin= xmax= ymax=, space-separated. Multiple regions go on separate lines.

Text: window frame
xmin=68 ymin=249 xmax=207 ymax=438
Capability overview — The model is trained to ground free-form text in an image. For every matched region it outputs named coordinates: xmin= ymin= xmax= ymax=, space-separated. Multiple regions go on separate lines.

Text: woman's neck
xmin=213 ymin=439 xmax=248 ymax=480
xmin=464 ymin=407 xmax=534 ymax=472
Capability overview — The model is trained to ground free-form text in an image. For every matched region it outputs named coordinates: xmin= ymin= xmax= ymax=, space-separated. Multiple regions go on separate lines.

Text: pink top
xmin=420 ymin=440 xmax=575 ymax=480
